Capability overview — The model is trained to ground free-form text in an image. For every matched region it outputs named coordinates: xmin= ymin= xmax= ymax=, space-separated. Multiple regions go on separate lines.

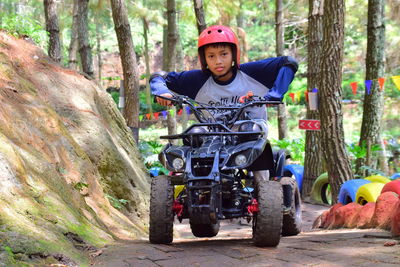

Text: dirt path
xmin=92 ymin=203 xmax=400 ymax=266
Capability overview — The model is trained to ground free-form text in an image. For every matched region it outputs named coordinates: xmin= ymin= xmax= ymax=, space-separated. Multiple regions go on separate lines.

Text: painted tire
xmin=355 ymin=182 xmax=385 ymax=205
xmin=174 ymin=185 xmax=185 ymax=199
xmin=381 ymin=180 xmax=400 ymax=196
xmin=338 ymin=179 xmax=371 ymax=204
xmin=283 ymin=164 xmax=304 ymax=193
xmin=391 ymin=173 xmax=400 ymax=180
xmin=310 ymin=173 xmax=332 ymax=205
xmin=364 ymin=175 xmax=391 ymax=184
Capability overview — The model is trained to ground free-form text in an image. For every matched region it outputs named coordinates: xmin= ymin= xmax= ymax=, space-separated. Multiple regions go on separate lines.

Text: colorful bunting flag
xmin=296 ymin=92 xmax=301 ymax=102
xmin=185 ymin=106 xmax=191 ymax=114
xmin=139 ymin=115 xmax=143 ymax=121
xmin=161 ymin=110 xmax=167 ymax=118
xmin=365 ymin=80 xmax=372 ymax=95
xmin=153 ymin=112 xmax=159 ymax=119
xmin=392 ymin=76 xmax=400 ymax=90
xmin=312 ymin=88 xmax=318 ymax=93
xmin=378 ymin=77 xmax=385 ymax=91
xmin=178 ymin=109 xmax=183 ymax=116
xmin=289 ymin=92 xmax=295 ymax=102
xmin=350 ymin=82 xmax=358 ymax=95
xmin=145 ymin=113 xmax=151 ymax=120
xmin=168 ymin=109 xmax=175 ymax=116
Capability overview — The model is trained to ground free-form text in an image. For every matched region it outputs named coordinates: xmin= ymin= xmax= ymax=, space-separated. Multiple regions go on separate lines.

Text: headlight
xmin=172 ymin=158 xmax=184 ymax=170
xmin=239 ymin=121 xmax=262 ymax=132
xmin=234 ymin=154 xmax=247 ymax=166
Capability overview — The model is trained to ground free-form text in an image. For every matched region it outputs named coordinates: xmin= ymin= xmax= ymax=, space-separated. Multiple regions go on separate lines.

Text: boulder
xmin=322 ymin=203 xmax=343 ymax=228
xmin=355 ymin=202 xmax=376 ymax=228
xmin=340 ymin=202 xmax=363 ymax=228
xmin=313 ymin=210 xmax=329 ymax=229
xmin=370 ymin=192 xmax=399 ymax=230
xmin=391 ymin=199 xmax=400 ymax=237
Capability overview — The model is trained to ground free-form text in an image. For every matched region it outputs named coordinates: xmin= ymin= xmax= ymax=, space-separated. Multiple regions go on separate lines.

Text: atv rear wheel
xmin=280 ymin=177 xmax=302 ymax=236
xmin=252 ymin=178 xmax=283 ymax=247
xmin=189 ymin=221 xmax=220 ymax=237
xmin=149 ymin=175 xmax=174 ymax=244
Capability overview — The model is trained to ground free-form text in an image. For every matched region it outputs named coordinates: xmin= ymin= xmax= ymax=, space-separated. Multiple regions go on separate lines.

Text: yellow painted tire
xmin=174 ymin=185 xmax=185 ymax=199
xmin=355 ymin=182 xmax=385 ymax=205
xmin=364 ymin=175 xmax=391 ymax=184
xmin=310 ymin=172 xmax=332 ymax=205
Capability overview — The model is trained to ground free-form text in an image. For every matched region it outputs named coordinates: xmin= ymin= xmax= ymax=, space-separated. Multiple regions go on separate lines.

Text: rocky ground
xmin=92 ymin=203 xmax=400 ymax=266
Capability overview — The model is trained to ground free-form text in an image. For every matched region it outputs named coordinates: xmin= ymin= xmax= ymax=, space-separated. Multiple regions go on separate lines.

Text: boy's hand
xmin=156 ymin=93 xmax=173 ymax=106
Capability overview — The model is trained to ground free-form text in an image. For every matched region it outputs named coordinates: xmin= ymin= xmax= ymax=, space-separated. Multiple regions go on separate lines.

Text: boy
xmin=150 ymin=25 xmax=298 ymax=121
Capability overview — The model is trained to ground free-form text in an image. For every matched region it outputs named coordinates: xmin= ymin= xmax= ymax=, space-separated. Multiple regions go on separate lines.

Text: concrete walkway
xmin=92 ymin=203 xmax=400 ymax=266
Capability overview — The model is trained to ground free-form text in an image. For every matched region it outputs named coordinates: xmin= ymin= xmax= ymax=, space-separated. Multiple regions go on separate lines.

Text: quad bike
xmin=149 ymin=93 xmax=302 ymax=247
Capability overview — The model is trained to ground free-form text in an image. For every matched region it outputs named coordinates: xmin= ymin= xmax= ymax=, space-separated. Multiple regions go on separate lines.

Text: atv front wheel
xmin=149 ymin=175 xmax=174 ymax=244
xmin=280 ymin=177 xmax=302 ymax=236
xmin=252 ymin=179 xmax=283 ymax=247
xmin=190 ymin=221 xmax=220 ymax=237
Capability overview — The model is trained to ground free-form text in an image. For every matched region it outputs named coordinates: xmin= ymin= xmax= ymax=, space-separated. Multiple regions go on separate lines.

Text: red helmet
xmin=198 ymin=25 xmax=240 ymax=71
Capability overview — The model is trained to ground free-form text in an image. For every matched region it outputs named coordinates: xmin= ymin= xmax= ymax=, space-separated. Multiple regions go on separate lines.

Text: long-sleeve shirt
xmin=150 ymin=56 xmax=297 ymax=120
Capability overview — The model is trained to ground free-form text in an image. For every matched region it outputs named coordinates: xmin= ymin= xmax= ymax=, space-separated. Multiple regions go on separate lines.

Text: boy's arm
xmin=150 ymin=70 xmax=209 ymax=100
xmin=150 ymin=71 xmax=171 ymax=96
xmin=264 ymin=66 xmax=296 ymax=101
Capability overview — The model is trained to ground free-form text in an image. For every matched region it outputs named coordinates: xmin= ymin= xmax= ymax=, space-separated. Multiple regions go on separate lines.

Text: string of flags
xmin=288 ymin=75 xmax=400 ymax=103
xmin=139 ymin=106 xmax=192 ymax=121
xmin=139 ymin=75 xmax=400 ymax=121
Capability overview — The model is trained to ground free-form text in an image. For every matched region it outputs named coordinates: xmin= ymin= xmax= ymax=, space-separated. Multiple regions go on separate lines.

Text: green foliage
xmin=138 ymin=140 xmax=169 ymax=174
xmin=0 ymin=13 xmax=46 ymax=45
xmin=271 ymin=138 xmax=305 ymax=164
xmin=73 ymin=182 xmax=88 ymax=192
xmin=105 ymin=194 xmax=128 ymax=210
xmin=346 ymin=140 xmax=381 ymax=160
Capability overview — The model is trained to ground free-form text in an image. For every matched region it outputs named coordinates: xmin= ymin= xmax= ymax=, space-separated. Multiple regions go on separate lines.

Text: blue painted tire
xmin=338 ymin=179 xmax=371 ymax=204
xmin=283 ymin=164 xmax=304 ymax=193
xmin=391 ymin=173 xmax=400 ymax=180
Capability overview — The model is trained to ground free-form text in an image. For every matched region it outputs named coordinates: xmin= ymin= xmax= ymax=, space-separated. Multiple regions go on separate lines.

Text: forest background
xmin=0 ymin=0 xmax=399 ymax=189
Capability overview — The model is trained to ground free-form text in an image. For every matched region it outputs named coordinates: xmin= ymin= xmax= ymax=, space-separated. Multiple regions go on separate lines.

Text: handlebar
xmin=154 ymin=93 xmax=283 ymax=125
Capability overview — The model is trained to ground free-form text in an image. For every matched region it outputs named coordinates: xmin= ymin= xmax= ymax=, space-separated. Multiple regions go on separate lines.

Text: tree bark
xmin=44 ymin=0 xmax=62 ymax=63
xmin=96 ymin=20 xmax=103 ymax=84
xmin=143 ymin=18 xmax=153 ymax=116
xmin=275 ymin=0 xmax=288 ymax=140
xmin=68 ymin=0 xmax=79 ymax=70
xmin=166 ymin=0 xmax=178 ymax=142
xmin=319 ymin=0 xmax=354 ymax=202
xmin=110 ymin=0 xmax=140 ymax=143
xmin=77 ymin=0 xmax=94 ymax=78
xmin=356 ymin=0 xmax=386 ymax=176
xmin=193 ymin=0 xmax=207 ymax=35
xmin=302 ymin=0 xmax=324 ymax=198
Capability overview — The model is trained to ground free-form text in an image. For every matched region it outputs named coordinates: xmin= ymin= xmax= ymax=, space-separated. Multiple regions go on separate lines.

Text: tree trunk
xmin=193 ymin=0 xmax=207 ymax=35
xmin=68 ymin=0 xmax=79 ymax=70
xmin=319 ymin=0 xmax=354 ymax=202
xmin=356 ymin=0 xmax=386 ymax=176
xmin=162 ymin=24 xmax=168 ymax=70
xmin=143 ymin=18 xmax=153 ymax=116
xmin=167 ymin=0 xmax=178 ymax=72
xmin=77 ymin=0 xmax=94 ymax=78
xmin=44 ymin=0 xmax=62 ymax=63
xmin=96 ymin=21 xmax=103 ymax=85
xmin=302 ymin=0 xmax=324 ymax=198
xmin=110 ymin=0 xmax=140 ymax=143
xmin=166 ymin=0 xmax=178 ymax=142
xmin=275 ymin=0 xmax=288 ymax=140
xmin=275 ymin=0 xmax=284 ymax=57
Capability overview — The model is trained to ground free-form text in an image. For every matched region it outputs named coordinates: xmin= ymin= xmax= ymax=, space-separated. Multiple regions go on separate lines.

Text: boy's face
xmin=204 ymin=44 xmax=233 ymax=81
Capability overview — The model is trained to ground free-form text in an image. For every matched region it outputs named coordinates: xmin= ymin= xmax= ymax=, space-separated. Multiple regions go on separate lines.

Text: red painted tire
xmin=381 ymin=180 xmax=400 ymax=196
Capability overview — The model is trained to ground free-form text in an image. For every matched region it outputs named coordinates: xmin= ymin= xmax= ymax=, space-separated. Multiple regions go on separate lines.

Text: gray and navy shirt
xmin=150 ymin=56 xmax=297 ymax=120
